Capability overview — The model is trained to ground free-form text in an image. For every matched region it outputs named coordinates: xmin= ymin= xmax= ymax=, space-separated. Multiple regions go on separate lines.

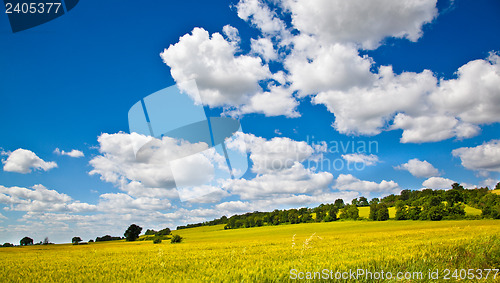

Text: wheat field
xmin=1 ymin=220 xmax=499 ymax=282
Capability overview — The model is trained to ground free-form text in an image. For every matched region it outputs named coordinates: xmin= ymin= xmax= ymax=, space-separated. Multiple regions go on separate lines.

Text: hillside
xmin=1 ymin=220 xmax=499 ymax=282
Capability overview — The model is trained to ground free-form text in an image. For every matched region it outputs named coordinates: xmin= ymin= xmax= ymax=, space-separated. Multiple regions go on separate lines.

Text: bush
xmin=153 ymin=237 xmax=162 ymax=244
xmin=171 ymin=235 xmax=183 ymax=243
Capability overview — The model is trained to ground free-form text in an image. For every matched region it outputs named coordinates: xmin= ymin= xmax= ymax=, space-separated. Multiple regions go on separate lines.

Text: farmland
xmin=1 ymin=220 xmax=499 ymax=282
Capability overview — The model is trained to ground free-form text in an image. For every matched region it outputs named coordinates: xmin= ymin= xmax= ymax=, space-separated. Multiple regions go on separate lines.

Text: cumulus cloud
xmin=97 ymin=193 xmax=172 ymax=213
xmin=236 ymin=0 xmax=287 ymax=36
xmin=452 ymin=139 xmax=500 ymax=173
xmin=89 ymin=132 xmax=219 ymax=198
xmin=251 ymin=37 xmax=278 ymax=61
xmin=312 ymin=67 xmax=437 ymax=136
xmin=395 ymin=158 xmax=440 ymax=178
xmin=422 ymin=177 xmax=455 ymax=189
xmin=160 ymin=28 xmax=270 ymax=106
xmin=286 ymin=41 xmax=376 ymax=96
xmin=222 ymin=24 xmax=240 ymax=43
xmin=430 ymin=53 xmax=500 ymax=125
xmin=158 ymin=0 xmax=500 ymax=142
xmin=281 ymin=0 xmax=437 ymax=49
xmin=54 ymin=148 xmax=84 ymax=158
xmin=227 ymin=132 xmax=314 ymax=174
xmin=333 ymin=174 xmax=400 ymax=195
xmin=2 ymin=149 xmax=57 ymax=174
xmin=233 ymin=85 xmax=299 ymax=117
xmin=214 ymin=190 xmax=359 ymax=214
xmin=0 ymin=184 xmax=96 ymax=212
xmin=227 ymin=162 xmax=333 ymax=200
xmin=222 ymin=132 xmax=336 ymax=201
xmin=393 ymin=53 xmax=500 ymax=143
xmin=342 ymin=153 xmax=379 ymax=166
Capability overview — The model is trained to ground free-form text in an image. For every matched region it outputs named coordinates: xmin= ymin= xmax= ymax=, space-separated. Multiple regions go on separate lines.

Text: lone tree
xmin=72 ymin=237 xmax=82 ymax=245
xmin=20 ymin=237 xmax=33 ymax=246
xmin=124 ymin=224 xmax=142 ymax=241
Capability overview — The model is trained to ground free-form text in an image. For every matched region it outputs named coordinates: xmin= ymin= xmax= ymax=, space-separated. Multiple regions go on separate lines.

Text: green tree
xmin=288 ymin=211 xmax=299 ymax=224
xmin=358 ymin=196 xmax=369 ymax=207
xmin=340 ymin=204 xmax=359 ymax=220
xmin=395 ymin=201 xmax=408 ymax=220
xmin=369 ymin=198 xmax=380 ymax=205
xmin=334 ymin=199 xmax=345 ymax=209
xmin=72 ymin=237 xmax=82 ymax=245
xmin=171 ymin=234 xmax=183 ymax=243
xmin=376 ymin=204 xmax=389 ymax=221
xmin=20 ymin=237 xmax=33 ymax=246
xmin=445 ymin=189 xmax=463 ymax=206
xmin=369 ymin=203 xmax=378 ymax=220
xmin=156 ymin=227 xmax=171 ymax=236
xmin=408 ymin=206 xmax=421 ymax=220
xmin=124 ymin=224 xmax=142 ymax=241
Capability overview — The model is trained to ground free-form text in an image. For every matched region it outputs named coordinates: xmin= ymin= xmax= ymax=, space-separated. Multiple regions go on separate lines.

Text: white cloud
xmin=395 ymin=158 xmax=440 ymax=178
xmin=481 ymin=178 xmax=500 ymax=189
xmin=89 ymin=132 xmax=214 ymax=198
xmin=422 ymin=177 xmax=455 ymax=190
xmin=223 ymin=133 xmax=335 ymax=200
xmin=452 ymin=139 xmax=500 ymax=173
xmin=0 ymin=184 xmax=96 ymax=212
xmin=312 ymin=67 xmax=437 ymax=135
xmin=233 ymin=85 xmax=299 ymax=117
xmin=222 ymin=24 xmax=240 ymax=43
xmin=236 ymin=0 xmax=287 ymax=36
xmin=227 ymin=162 xmax=333 ymax=200
xmin=393 ymin=54 xmax=500 ymax=143
xmin=286 ymin=41 xmax=375 ymax=96
xmin=342 ymin=153 xmax=379 ymax=166
xmin=251 ymin=37 xmax=277 ymax=61
xmin=392 ymin=114 xmax=480 ymax=143
xmin=281 ymin=0 xmax=437 ymax=49
xmin=334 ymin=174 xmax=400 ymax=194
xmin=227 ymin=132 xmax=314 ymax=174
xmin=2 ymin=149 xmax=57 ymax=174
xmin=214 ymin=190 xmax=358 ymax=214
xmin=54 ymin=148 xmax=84 ymax=158
xmin=97 ymin=193 xmax=172 ymax=213
xmin=160 ymin=27 xmax=271 ymax=108
xmin=430 ymin=53 xmax=500 ymax=125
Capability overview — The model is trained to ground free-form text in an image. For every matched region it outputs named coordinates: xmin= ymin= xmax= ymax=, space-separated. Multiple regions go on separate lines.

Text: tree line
xmin=175 ymin=183 xmax=500 ymax=231
xmin=2 ymin=224 xmax=183 ymax=247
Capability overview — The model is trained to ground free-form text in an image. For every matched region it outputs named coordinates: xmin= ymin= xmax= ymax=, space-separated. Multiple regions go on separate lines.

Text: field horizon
xmin=1 ymin=219 xmax=499 ymax=282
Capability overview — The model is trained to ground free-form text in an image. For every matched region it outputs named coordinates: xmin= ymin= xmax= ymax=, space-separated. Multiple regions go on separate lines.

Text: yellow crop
xmin=1 ymin=220 xmax=499 ymax=282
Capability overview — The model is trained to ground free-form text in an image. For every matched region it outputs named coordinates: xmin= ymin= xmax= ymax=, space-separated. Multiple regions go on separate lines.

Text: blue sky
xmin=1 ymin=0 xmax=500 ymax=243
